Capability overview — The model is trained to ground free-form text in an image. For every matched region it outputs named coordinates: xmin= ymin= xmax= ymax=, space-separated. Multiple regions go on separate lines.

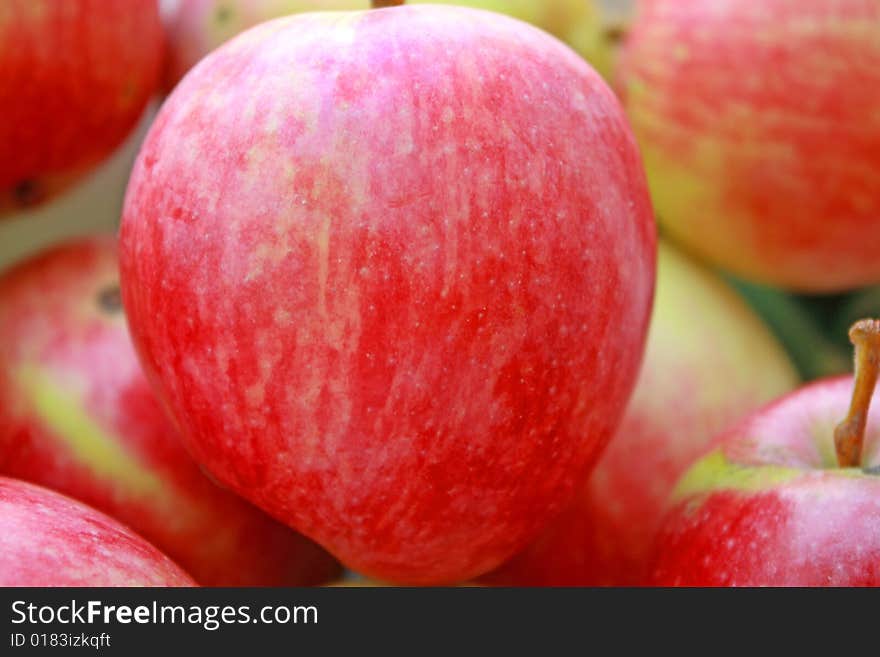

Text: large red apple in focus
xmin=0 ymin=0 xmax=163 ymax=215
xmin=651 ymin=321 xmax=880 ymax=586
xmin=120 ymin=4 xmax=656 ymax=583
xmin=0 ymin=238 xmax=340 ymax=586
xmin=617 ymin=0 xmax=880 ymax=291
xmin=0 ymin=477 xmax=193 ymax=586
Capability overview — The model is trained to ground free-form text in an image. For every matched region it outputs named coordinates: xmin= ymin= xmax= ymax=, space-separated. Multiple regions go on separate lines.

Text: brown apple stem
xmin=834 ymin=319 xmax=880 ymax=467
xmin=371 ymin=1 xmax=405 ymax=8
xmin=601 ymin=0 xmax=637 ymax=45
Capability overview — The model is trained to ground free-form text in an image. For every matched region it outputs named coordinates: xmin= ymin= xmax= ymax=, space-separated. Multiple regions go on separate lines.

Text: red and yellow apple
xmin=0 ymin=0 xmax=163 ymax=215
xmin=617 ymin=0 xmax=880 ymax=291
xmin=651 ymin=320 xmax=880 ymax=586
xmin=162 ymin=0 xmax=625 ymax=91
xmin=120 ymin=5 xmax=656 ymax=584
xmin=485 ymin=241 xmax=798 ymax=585
xmin=0 ymin=238 xmax=340 ymax=586
xmin=0 ymin=477 xmax=194 ymax=586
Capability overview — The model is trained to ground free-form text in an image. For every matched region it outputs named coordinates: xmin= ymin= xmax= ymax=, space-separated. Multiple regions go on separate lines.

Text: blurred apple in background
xmin=1 ymin=477 xmax=194 ymax=586
xmin=0 ymin=106 xmax=156 ymax=273
xmin=120 ymin=5 xmax=656 ymax=584
xmin=0 ymin=238 xmax=341 ymax=586
xmin=618 ymin=0 xmax=880 ymax=291
xmin=161 ymin=0 xmax=634 ymax=91
xmin=485 ymin=242 xmax=798 ymax=586
xmin=651 ymin=320 xmax=880 ymax=586
xmin=725 ymin=277 xmax=849 ymax=382
xmin=0 ymin=0 xmax=163 ymax=217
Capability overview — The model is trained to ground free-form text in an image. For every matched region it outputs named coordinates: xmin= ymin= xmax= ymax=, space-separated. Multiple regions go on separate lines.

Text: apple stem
xmin=834 ymin=319 xmax=880 ymax=467
xmin=371 ymin=1 xmax=405 ymax=7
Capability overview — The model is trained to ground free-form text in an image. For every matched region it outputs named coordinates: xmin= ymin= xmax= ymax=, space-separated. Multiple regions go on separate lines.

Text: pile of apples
xmin=1 ymin=0 xmax=878 ymax=588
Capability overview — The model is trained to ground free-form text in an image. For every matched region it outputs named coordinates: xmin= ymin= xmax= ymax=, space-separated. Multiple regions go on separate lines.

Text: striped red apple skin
xmin=119 ymin=6 xmax=656 ymax=584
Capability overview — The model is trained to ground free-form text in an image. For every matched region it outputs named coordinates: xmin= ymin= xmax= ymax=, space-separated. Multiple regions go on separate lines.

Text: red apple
xmin=617 ymin=0 xmax=880 ymax=291
xmin=0 ymin=0 xmax=163 ymax=215
xmin=484 ymin=241 xmax=798 ymax=585
xmin=651 ymin=320 xmax=880 ymax=586
xmin=0 ymin=477 xmax=194 ymax=586
xmin=120 ymin=4 xmax=656 ymax=584
xmin=0 ymin=237 xmax=340 ymax=586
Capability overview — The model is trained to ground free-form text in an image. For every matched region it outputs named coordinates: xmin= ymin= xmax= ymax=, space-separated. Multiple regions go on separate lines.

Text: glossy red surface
xmin=120 ymin=6 xmax=656 ymax=583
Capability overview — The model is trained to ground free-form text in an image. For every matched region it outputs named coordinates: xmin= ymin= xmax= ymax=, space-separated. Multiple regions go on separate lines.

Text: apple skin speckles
xmin=120 ymin=6 xmax=656 ymax=584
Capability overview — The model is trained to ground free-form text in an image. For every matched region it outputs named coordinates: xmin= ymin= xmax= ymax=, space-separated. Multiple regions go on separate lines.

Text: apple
xmin=484 ymin=241 xmax=798 ymax=585
xmin=0 ymin=0 xmax=163 ymax=216
xmin=0 ymin=476 xmax=194 ymax=586
xmin=0 ymin=237 xmax=341 ymax=586
xmin=651 ymin=319 xmax=880 ymax=586
xmin=119 ymin=4 xmax=656 ymax=584
xmin=617 ymin=0 xmax=880 ymax=291
xmin=161 ymin=0 xmax=627 ymax=92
